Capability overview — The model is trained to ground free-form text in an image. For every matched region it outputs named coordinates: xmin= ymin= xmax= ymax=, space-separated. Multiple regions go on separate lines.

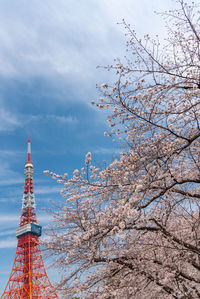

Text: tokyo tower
xmin=1 ymin=138 xmax=59 ymax=298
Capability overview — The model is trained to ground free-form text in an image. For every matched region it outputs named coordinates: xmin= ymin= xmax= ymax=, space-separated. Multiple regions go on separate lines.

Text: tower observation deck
xmin=1 ymin=137 xmax=59 ymax=298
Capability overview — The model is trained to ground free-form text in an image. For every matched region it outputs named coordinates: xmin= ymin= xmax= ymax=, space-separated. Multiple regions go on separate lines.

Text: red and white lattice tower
xmin=1 ymin=137 xmax=59 ymax=298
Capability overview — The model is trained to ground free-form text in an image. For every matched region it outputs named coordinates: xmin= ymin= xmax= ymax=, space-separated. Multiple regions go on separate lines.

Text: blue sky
xmin=0 ymin=0 xmax=177 ymax=294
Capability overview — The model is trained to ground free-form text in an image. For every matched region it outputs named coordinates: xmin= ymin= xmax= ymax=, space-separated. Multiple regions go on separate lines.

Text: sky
xmin=0 ymin=0 xmax=180 ymax=295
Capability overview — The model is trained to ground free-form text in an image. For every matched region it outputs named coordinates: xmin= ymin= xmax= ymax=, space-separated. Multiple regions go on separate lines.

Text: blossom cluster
xmin=44 ymin=2 xmax=200 ymax=298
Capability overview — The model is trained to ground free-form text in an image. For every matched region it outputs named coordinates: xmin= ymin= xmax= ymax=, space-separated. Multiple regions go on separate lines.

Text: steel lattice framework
xmin=1 ymin=138 xmax=59 ymax=299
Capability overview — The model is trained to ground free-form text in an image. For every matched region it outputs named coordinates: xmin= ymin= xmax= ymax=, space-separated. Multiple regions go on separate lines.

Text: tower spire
xmin=27 ymin=136 xmax=31 ymax=162
xmin=1 ymin=138 xmax=59 ymax=299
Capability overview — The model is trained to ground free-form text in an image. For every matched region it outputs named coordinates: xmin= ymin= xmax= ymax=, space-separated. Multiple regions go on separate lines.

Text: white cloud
xmin=37 ymin=214 xmax=52 ymax=224
xmin=0 ymin=229 xmax=16 ymax=237
xmin=0 ymin=108 xmax=21 ymax=131
xmin=0 ymin=214 xmax=19 ymax=223
xmin=47 ymin=115 xmax=77 ymax=124
xmin=0 ymin=149 xmax=23 ymax=157
xmin=93 ymin=147 xmax=120 ymax=155
xmin=35 ymin=185 xmax=61 ymax=195
xmin=101 ymin=0 xmax=174 ymax=35
xmin=0 ymin=178 xmax=24 ymax=186
xmin=0 ymin=108 xmax=77 ymax=133
xmin=0 ymin=161 xmax=23 ymax=186
xmin=0 ymin=0 xmax=177 ymax=81
xmin=23 ymin=113 xmax=77 ymax=125
xmin=0 ymin=237 xmax=17 ymax=248
xmin=0 ymin=0 xmax=114 ymax=78
xmin=0 ymin=212 xmax=53 ymax=232
xmin=0 ymin=269 xmax=11 ymax=275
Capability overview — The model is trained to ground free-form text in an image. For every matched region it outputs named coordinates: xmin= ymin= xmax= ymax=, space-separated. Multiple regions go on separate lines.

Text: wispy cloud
xmin=47 ymin=115 xmax=77 ymax=124
xmin=0 ymin=108 xmax=21 ymax=131
xmin=0 ymin=213 xmax=53 ymax=225
xmin=37 ymin=214 xmax=52 ymax=224
xmin=0 ymin=229 xmax=16 ymax=237
xmin=0 ymin=237 xmax=17 ymax=248
xmin=0 ymin=0 xmax=118 ymax=79
xmin=35 ymin=185 xmax=61 ymax=195
xmin=0 ymin=178 xmax=24 ymax=186
xmin=30 ymin=114 xmax=77 ymax=124
xmin=0 ymin=214 xmax=19 ymax=223
xmin=0 ymin=108 xmax=78 ymax=134
xmin=0 ymin=269 xmax=11 ymax=275
xmin=0 ymin=162 xmax=23 ymax=186
xmin=0 ymin=149 xmax=23 ymax=157
xmin=93 ymin=147 xmax=120 ymax=155
xmin=0 ymin=0 xmax=161 ymax=87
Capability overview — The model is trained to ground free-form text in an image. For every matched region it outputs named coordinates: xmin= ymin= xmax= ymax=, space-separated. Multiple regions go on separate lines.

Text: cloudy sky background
xmin=0 ymin=0 xmax=182 ymax=294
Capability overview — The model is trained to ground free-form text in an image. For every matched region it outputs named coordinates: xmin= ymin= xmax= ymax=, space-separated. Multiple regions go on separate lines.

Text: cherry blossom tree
xmin=44 ymin=1 xmax=200 ymax=298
